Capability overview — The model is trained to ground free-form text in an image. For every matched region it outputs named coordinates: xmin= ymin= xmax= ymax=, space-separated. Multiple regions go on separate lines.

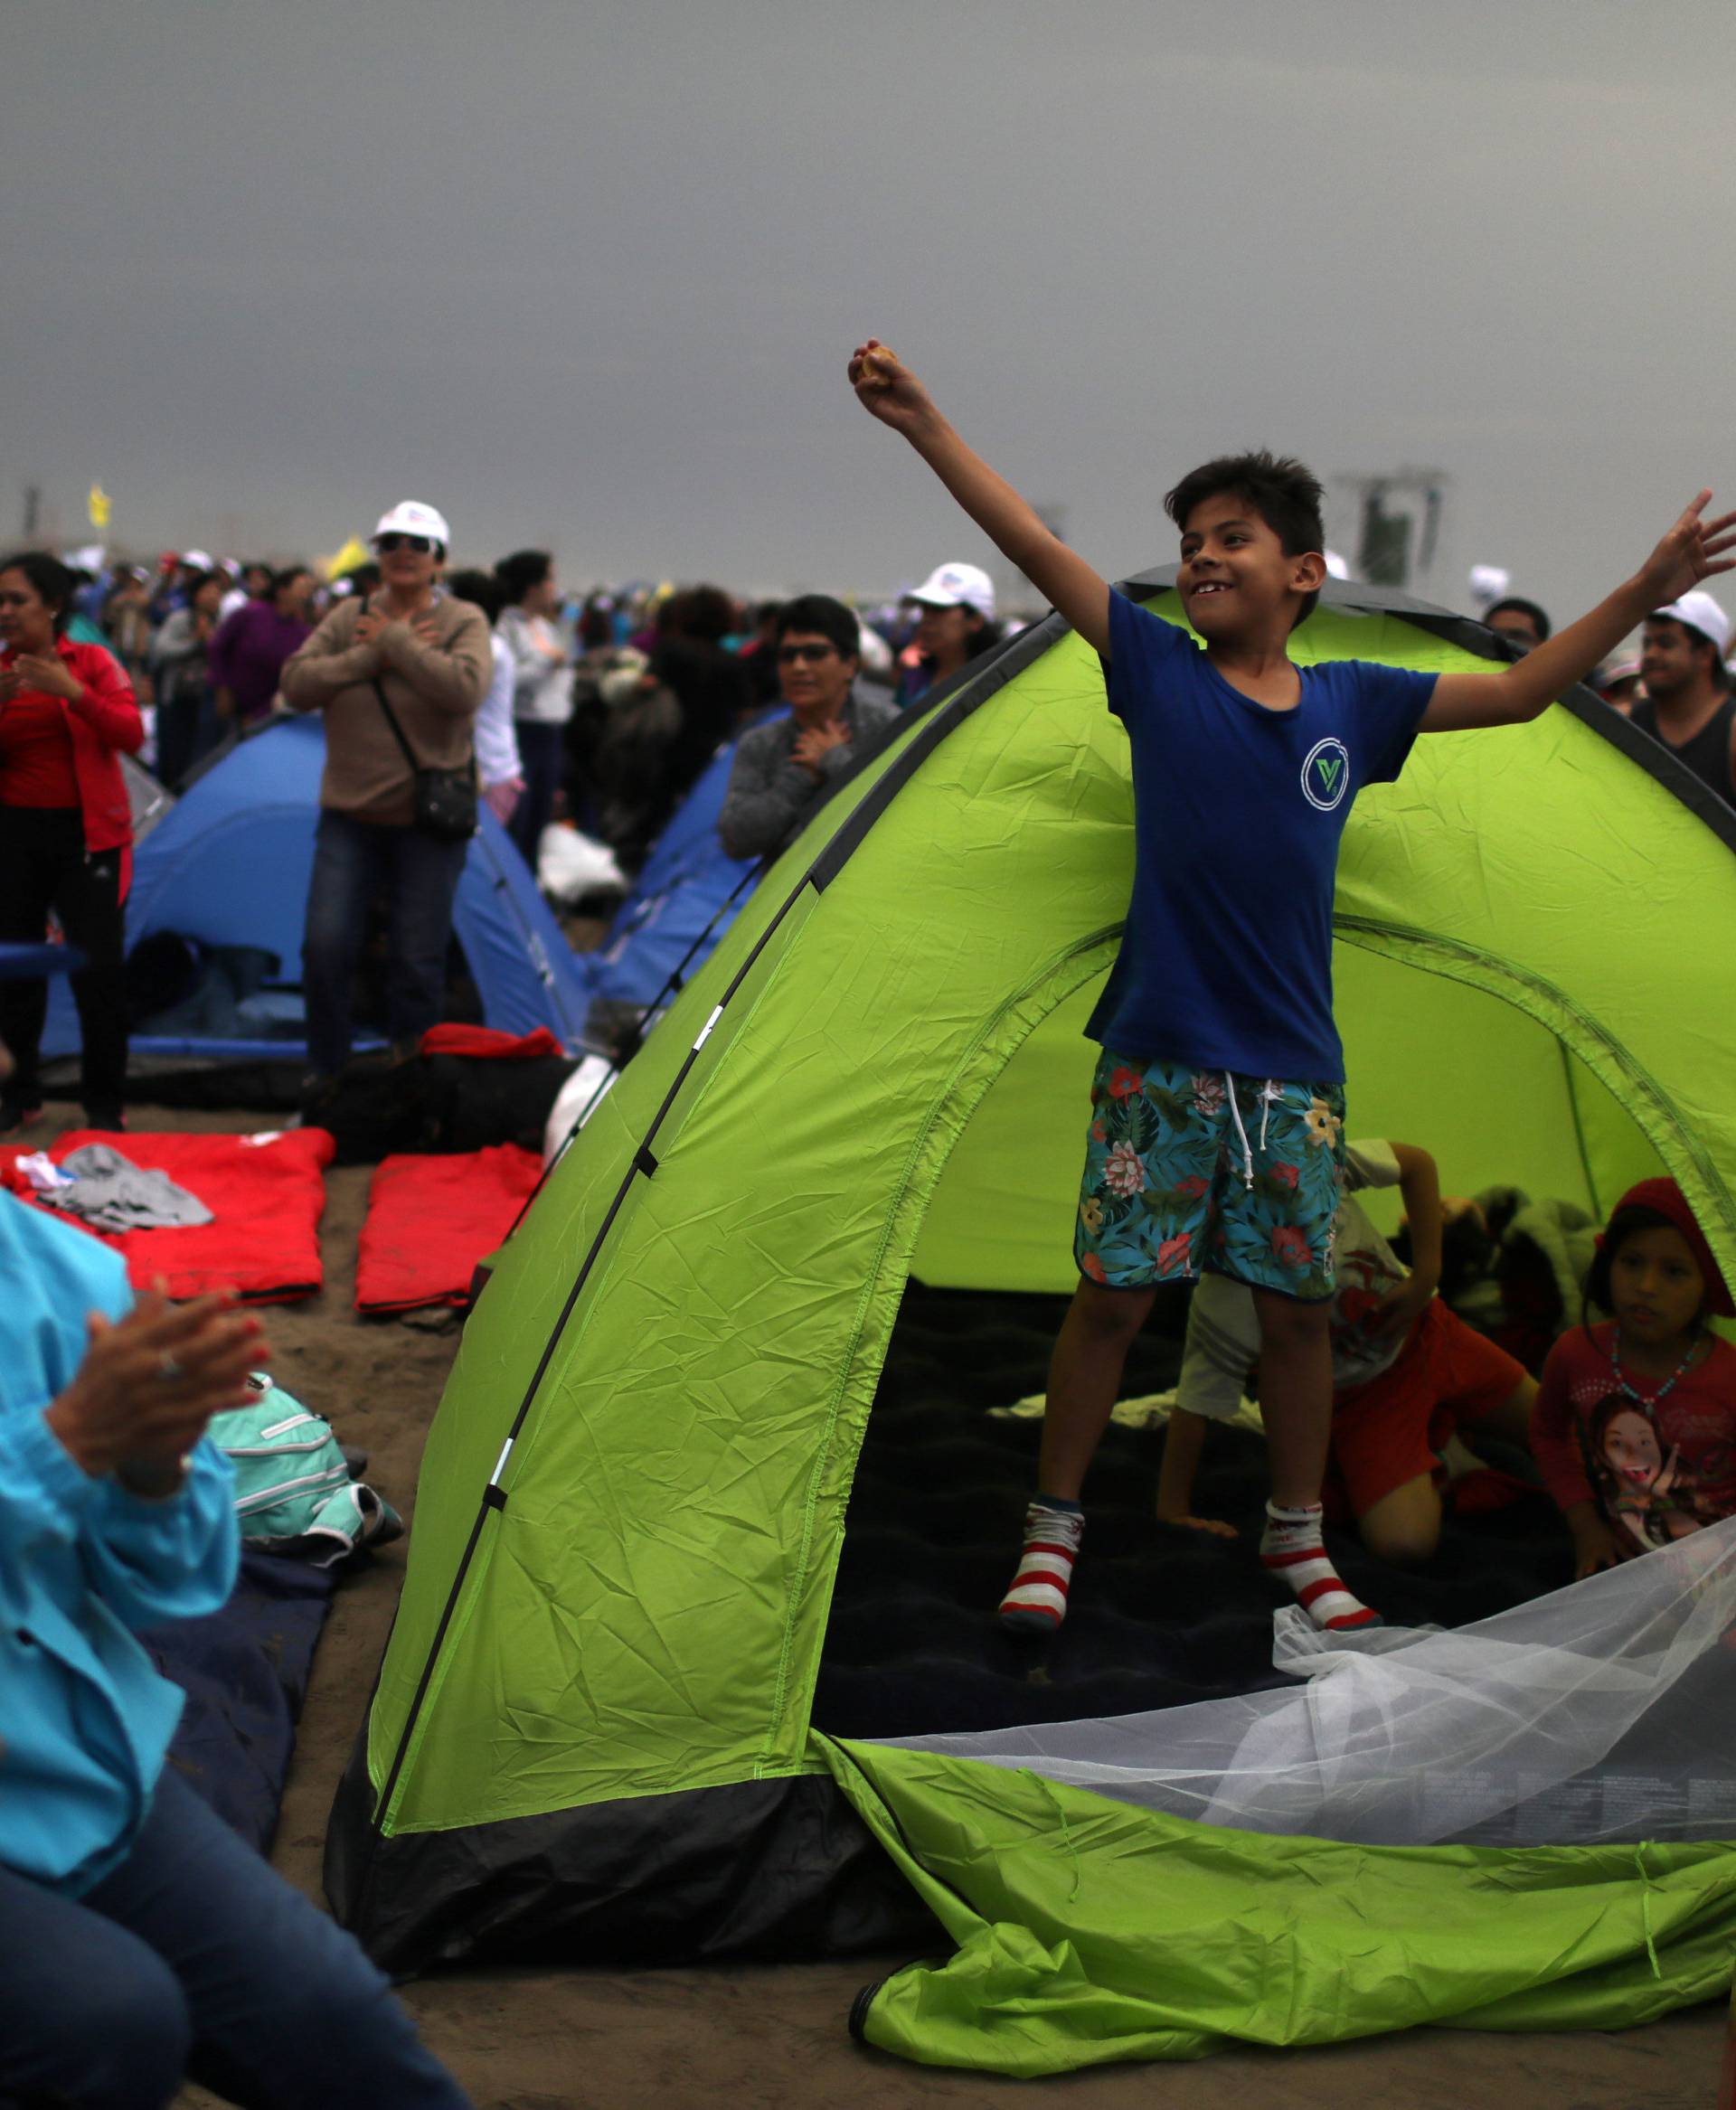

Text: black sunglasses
xmin=376 ymin=533 xmax=434 ymax=555
xmin=777 ymin=643 xmax=839 ymax=664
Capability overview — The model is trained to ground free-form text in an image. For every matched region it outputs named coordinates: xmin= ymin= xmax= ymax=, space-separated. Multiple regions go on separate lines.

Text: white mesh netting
xmin=887 ymin=1515 xmax=1736 ymax=1848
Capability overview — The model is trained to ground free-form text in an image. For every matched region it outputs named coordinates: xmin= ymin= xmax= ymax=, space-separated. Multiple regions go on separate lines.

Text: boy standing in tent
xmin=849 ymin=338 xmax=1733 ymax=1633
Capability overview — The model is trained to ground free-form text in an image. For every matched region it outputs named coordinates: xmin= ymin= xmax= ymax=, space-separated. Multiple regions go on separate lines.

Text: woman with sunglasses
xmin=279 ymin=502 xmax=492 ymax=1092
xmin=717 ymin=594 xmax=897 ymax=862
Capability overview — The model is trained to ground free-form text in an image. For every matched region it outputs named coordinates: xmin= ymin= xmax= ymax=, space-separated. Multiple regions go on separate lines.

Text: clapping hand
xmin=10 ymin=654 xmax=82 ymax=702
xmin=45 ymin=1281 xmax=267 ymax=1493
xmin=1636 ymin=491 xmax=1736 ymax=607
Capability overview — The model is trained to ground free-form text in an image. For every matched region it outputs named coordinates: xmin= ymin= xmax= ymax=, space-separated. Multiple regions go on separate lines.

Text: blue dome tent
xmin=42 ymin=715 xmax=591 ymax=1067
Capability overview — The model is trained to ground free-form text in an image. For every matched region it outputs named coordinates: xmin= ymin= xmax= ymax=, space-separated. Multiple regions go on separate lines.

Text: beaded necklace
xmin=1607 ymin=1327 xmax=1701 ymax=1417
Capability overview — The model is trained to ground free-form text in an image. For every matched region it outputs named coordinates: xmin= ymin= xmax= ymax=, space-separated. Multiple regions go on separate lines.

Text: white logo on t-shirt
xmin=1301 ymin=737 xmax=1350 ymax=813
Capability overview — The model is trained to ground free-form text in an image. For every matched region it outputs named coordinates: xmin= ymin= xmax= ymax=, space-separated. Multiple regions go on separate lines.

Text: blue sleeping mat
xmin=142 ymin=1550 xmax=338 ymax=1853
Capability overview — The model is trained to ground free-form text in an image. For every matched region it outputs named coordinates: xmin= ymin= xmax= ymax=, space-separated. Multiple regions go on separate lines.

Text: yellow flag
xmin=88 ymin=484 xmax=112 ymax=530
xmin=317 ymin=535 xmax=372 ymax=582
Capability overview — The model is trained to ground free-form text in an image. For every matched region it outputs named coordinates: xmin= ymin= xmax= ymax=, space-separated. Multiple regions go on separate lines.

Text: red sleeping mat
xmin=0 ymin=1127 xmax=335 ymax=1304
xmin=355 ymin=1144 xmax=542 ymax=1314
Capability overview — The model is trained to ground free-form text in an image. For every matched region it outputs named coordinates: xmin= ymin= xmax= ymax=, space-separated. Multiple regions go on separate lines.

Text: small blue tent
xmin=45 ymin=716 xmax=590 ymax=1064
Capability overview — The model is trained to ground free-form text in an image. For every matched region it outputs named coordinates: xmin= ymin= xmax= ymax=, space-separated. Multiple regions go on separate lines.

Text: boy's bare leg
xmin=999 ymin=1279 xmax=1154 ymax=1634
xmin=1251 ymin=1290 xmax=1380 ymax=1630
xmin=1251 ymin=1291 xmax=1334 ymax=1507
xmin=1035 ymin=1280 xmax=1157 ymax=1502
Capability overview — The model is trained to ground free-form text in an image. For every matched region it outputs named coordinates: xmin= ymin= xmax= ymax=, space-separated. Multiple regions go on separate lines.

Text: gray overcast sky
xmin=5 ymin=0 xmax=1734 ymax=626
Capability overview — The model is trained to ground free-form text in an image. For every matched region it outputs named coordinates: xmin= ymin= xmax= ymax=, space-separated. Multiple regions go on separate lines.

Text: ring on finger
xmin=158 ymin=1352 xmax=184 ymax=1383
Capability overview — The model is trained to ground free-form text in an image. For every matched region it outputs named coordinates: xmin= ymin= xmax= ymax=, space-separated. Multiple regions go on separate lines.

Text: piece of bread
xmin=860 ymin=343 xmax=899 ymax=386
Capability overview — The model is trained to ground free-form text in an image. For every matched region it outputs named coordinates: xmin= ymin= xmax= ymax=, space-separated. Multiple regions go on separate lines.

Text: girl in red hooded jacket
xmin=0 ymin=551 xmax=144 ymax=1134
xmin=1532 ymin=1177 xmax=1736 ymax=1579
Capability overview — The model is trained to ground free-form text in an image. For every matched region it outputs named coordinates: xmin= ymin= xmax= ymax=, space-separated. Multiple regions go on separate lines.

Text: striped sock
xmin=1259 ymin=1501 xmax=1382 ymax=1632
xmin=997 ymin=1497 xmax=1085 ymax=1636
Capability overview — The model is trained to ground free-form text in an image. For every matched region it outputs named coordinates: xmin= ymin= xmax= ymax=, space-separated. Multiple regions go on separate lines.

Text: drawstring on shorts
xmin=1224 ymin=1075 xmax=1287 ymax=1188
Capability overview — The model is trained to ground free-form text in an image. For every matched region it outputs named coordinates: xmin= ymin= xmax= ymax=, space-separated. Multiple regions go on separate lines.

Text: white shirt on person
xmin=497 ymin=607 xmax=573 ymax=726
xmin=473 ymin=634 xmax=522 ymax=790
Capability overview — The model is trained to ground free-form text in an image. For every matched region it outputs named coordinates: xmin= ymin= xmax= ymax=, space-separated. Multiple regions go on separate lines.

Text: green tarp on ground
xmin=826 ymin=1737 xmax=1736 ymax=2075
xmin=327 ymin=574 xmax=1736 ymax=2065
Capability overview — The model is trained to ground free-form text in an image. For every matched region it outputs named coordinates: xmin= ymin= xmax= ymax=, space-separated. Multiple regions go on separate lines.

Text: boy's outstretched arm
xmin=1421 ymin=492 xmax=1736 ymax=732
xmin=848 ymin=340 xmax=1112 ymax=656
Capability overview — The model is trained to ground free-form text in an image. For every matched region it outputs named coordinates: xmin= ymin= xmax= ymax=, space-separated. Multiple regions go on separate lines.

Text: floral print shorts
xmin=1074 ymin=1051 xmax=1347 ymax=1301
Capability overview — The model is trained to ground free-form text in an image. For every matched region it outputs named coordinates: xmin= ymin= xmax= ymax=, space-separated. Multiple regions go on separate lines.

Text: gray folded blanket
xmin=42 ymin=1143 xmax=213 ymax=1233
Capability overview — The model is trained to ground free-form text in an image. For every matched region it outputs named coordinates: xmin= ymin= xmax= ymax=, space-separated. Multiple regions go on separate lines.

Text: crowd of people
xmin=0 ymin=525 xmax=1012 ymax=1130
xmin=0 ymin=489 xmax=1730 ymax=1162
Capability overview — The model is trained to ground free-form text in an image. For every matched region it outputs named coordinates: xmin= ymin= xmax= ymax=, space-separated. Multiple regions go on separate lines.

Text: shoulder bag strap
xmin=370 ymin=674 xmax=419 ymax=770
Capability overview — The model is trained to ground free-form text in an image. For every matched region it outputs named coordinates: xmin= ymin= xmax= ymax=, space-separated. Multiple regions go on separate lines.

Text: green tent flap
xmin=825 ymin=1736 xmax=1736 ymax=2076
xmin=327 ymin=574 xmax=1736 ymax=2034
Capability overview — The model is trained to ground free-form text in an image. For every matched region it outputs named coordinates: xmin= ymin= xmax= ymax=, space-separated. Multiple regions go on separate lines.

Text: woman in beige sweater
xmin=279 ymin=500 xmax=491 ymax=1084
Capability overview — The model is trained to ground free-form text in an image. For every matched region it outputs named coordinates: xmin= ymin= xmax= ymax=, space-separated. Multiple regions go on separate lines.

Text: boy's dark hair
xmin=1486 ymin=596 xmax=1552 ymax=643
xmin=1582 ymin=1202 xmax=1706 ymax=1334
xmin=269 ymin=563 xmax=313 ymax=598
xmin=447 ymin=567 xmax=505 ymax=624
xmin=1164 ymin=451 xmax=1327 ymax=629
xmin=773 ymin=594 xmax=860 ymax=661
xmin=0 ymin=551 xmax=74 ymax=632
xmin=495 ymin=549 xmax=553 ymax=608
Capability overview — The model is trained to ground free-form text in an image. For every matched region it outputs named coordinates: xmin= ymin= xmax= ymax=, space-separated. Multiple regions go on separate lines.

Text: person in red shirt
xmin=0 ymin=551 xmax=145 ymax=1135
xmin=1532 ymin=1177 xmax=1736 ymax=1578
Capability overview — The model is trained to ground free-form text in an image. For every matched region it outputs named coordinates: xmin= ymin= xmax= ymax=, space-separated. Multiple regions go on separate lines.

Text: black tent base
xmin=326 ymin=1727 xmax=937 ymax=1975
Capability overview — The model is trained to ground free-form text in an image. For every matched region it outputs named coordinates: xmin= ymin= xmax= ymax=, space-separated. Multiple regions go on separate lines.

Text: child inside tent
xmin=1159 ymin=1137 xmax=1536 ymax=1568
xmin=1531 ymin=1177 xmax=1736 ymax=1577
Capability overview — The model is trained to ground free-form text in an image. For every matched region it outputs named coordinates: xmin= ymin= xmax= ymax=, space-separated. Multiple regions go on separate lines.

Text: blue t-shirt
xmin=1087 ymin=590 xmax=1437 ymax=1083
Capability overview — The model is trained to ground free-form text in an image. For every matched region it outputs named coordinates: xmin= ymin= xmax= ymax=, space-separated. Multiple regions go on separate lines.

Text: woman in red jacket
xmin=0 ymin=551 xmax=144 ymax=1135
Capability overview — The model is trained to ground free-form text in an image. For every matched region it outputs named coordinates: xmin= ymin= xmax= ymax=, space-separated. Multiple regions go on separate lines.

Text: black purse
xmin=371 ymin=675 xmax=477 ymax=842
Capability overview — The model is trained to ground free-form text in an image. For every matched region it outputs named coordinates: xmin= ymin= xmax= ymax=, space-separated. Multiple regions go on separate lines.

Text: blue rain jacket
xmin=0 ymin=1192 xmax=237 ymax=1894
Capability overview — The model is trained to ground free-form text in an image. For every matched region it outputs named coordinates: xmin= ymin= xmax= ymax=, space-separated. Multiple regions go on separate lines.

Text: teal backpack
xmin=207 ymin=1374 xmax=402 ymax=1567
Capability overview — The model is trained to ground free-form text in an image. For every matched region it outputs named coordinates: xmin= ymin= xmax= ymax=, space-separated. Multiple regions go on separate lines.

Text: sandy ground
xmin=44 ymin=1097 xmax=1705 ymax=2109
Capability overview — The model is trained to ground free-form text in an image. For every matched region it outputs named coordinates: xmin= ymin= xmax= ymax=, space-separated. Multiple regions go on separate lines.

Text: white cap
xmin=372 ymin=500 xmax=450 ymax=553
xmin=181 ymin=548 xmax=213 ymax=571
xmin=905 ymin=561 xmax=995 ymax=619
xmin=1323 ymin=549 xmax=1350 ymax=581
xmin=1467 ymin=563 xmax=1510 ymax=609
xmin=1652 ymin=588 xmax=1731 ymax=657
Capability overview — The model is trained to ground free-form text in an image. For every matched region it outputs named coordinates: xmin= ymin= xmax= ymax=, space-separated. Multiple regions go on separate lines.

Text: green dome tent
xmin=327 ymin=574 xmax=1736 ymax=2067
